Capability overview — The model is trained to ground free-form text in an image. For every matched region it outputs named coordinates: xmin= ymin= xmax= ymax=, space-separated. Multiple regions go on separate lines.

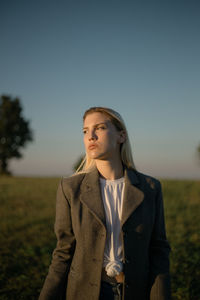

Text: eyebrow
xmin=83 ymin=122 xmax=108 ymax=130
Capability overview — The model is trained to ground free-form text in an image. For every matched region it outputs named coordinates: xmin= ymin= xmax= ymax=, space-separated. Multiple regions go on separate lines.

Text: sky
xmin=0 ymin=0 xmax=200 ymax=179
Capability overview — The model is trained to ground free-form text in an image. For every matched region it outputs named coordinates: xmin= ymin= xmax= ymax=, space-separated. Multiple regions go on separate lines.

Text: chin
xmin=88 ymin=152 xmax=105 ymax=160
xmin=87 ymin=152 xmax=100 ymax=159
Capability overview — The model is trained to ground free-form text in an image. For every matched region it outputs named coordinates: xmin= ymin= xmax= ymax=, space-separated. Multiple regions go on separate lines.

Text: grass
xmin=0 ymin=176 xmax=200 ymax=299
xmin=161 ymin=180 xmax=200 ymax=300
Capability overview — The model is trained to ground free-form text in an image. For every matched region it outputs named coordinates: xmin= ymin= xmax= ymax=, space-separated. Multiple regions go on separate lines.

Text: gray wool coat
xmin=39 ymin=167 xmax=171 ymax=300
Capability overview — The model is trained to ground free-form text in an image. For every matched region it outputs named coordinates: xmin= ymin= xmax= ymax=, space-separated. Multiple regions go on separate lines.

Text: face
xmin=83 ymin=112 xmax=125 ymax=161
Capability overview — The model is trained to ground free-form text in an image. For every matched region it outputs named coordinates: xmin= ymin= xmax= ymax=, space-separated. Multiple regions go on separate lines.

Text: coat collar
xmin=121 ymin=167 xmax=144 ymax=226
xmin=80 ymin=167 xmax=144 ymax=228
xmin=80 ymin=167 xmax=106 ymax=228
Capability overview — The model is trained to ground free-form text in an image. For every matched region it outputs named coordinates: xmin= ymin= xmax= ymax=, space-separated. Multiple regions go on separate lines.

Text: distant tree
xmin=0 ymin=95 xmax=33 ymax=175
xmin=73 ymin=154 xmax=85 ymax=172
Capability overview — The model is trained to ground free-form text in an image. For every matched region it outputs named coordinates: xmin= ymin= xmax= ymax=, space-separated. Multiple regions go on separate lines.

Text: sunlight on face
xmin=83 ymin=112 xmax=122 ymax=161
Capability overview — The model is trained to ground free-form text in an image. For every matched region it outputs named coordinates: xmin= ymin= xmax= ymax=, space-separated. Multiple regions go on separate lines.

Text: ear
xmin=118 ymin=130 xmax=126 ymax=144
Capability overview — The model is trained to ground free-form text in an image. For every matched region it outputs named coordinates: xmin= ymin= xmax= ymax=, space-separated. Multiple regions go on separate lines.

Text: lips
xmin=88 ymin=144 xmax=97 ymax=150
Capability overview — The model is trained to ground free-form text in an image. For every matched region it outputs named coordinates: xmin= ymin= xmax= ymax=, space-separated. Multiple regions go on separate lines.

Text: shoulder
xmin=58 ymin=167 xmax=99 ymax=200
xmin=57 ymin=172 xmax=87 ymax=199
xmin=61 ymin=172 xmax=87 ymax=190
xmin=133 ymin=169 xmax=161 ymax=191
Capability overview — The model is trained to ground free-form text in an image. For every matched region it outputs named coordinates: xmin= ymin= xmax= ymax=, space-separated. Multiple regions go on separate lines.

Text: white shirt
xmin=100 ymin=176 xmax=125 ymax=277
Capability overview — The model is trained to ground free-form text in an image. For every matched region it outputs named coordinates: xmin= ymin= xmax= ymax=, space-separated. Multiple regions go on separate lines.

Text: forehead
xmin=83 ymin=112 xmax=110 ymax=126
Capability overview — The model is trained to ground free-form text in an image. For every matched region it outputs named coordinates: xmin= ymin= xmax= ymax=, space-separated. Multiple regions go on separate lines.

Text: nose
xmin=88 ymin=129 xmax=97 ymax=141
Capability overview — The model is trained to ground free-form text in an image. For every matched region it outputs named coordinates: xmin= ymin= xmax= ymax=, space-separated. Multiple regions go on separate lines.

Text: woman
xmin=39 ymin=107 xmax=171 ymax=300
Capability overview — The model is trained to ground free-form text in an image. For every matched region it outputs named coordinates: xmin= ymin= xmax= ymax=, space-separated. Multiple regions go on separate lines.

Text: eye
xmin=83 ymin=129 xmax=88 ymax=135
xmin=96 ymin=126 xmax=106 ymax=130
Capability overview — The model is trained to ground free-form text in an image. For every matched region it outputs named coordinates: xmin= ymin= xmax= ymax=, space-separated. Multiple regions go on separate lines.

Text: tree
xmin=0 ymin=95 xmax=33 ymax=175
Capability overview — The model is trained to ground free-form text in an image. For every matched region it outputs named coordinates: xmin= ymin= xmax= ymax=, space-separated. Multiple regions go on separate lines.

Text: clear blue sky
xmin=0 ymin=0 xmax=200 ymax=178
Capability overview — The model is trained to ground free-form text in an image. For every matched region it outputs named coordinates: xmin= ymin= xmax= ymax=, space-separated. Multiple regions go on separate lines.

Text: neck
xmin=95 ymin=158 xmax=124 ymax=180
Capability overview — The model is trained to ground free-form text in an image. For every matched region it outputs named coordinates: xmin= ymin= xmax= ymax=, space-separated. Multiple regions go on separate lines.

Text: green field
xmin=0 ymin=177 xmax=200 ymax=300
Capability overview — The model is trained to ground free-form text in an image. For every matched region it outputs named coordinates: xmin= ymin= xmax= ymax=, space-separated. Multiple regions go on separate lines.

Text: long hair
xmin=76 ymin=107 xmax=136 ymax=173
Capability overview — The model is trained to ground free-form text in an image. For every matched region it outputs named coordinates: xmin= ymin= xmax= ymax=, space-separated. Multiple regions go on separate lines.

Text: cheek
xmin=101 ymin=133 xmax=111 ymax=145
xmin=103 ymin=135 xmax=117 ymax=150
xmin=83 ymin=137 xmax=87 ymax=148
xmin=111 ymin=139 xmax=118 ymax=149
xmin=107 ymin=132 xmax=118 ymax=145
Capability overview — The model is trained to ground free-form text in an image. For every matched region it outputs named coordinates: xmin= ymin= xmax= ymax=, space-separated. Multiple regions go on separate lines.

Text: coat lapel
xmin=80 ymin=167 xmax=106 ymax=228
xmin=79 ymin=167 xmax=144 ymax=229
xmin=121 ymin=168 xmax=144 ymax=226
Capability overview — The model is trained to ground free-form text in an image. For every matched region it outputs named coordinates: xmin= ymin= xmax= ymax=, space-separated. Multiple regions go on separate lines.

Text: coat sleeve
xmin=149 ymin=181 xmax=171 ymax=300
xmin=39 ymin=178 xmax=76 ymax=300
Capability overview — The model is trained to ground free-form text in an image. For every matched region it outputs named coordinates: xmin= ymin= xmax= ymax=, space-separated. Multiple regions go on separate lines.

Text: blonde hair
xmin=76 ymin=107 xmax=136 ymax=173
